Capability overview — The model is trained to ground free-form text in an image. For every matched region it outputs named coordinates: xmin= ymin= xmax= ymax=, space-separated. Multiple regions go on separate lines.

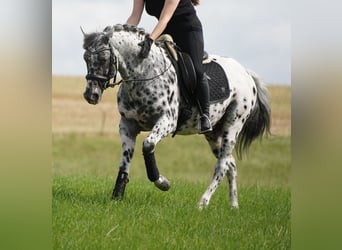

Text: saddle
xmin=156 ymin=35 xmax=230 ymax=135
xmin=156 ymin=34 xmax=208 ymax=96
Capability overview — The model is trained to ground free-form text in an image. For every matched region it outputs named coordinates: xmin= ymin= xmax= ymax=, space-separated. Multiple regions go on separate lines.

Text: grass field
xmin=52 ymin=76 xmax=291 ymax=249
xmin=53 ymin=177 xmax=290 ymax=249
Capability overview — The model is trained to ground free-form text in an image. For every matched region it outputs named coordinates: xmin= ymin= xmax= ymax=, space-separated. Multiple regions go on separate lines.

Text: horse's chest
xmin=118 ymin=86 xmax=174 ymax=129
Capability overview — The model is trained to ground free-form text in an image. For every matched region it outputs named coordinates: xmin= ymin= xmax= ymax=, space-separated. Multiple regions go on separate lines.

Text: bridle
xmin=85 ymin=42 xmax=121 ymax=90
xmin=85 ymin=39 xmax=173 ymax=89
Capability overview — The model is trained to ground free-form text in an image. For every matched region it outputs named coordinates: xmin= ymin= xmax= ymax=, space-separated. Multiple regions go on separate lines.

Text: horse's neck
xmin=111 ymin=31 xmax=141 ymax=59
xmin=111 ymin=31 xmax=168 ymax=80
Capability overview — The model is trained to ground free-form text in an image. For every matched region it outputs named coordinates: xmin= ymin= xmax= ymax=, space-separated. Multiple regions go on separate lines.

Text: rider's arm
xmin=150 ymin=0 xmax=180 ymax=40
xmin=126 ymin=0 xmax=145 ymax=26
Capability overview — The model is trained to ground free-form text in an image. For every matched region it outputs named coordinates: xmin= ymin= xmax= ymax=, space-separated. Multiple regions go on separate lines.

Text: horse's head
xmin=82 ymin=26 xmax=117 ymax=105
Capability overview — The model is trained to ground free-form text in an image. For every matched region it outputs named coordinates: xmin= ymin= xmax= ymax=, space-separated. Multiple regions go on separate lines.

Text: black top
xmin=145 ymin=0 xmax=196 ymax=19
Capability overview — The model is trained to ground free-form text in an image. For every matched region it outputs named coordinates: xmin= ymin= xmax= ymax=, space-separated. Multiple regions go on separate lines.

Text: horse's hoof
xmin=112 ymin=193 xmax=124 ymax=201
xmin=197 ymin=199 xmax=209 ymax=210
xmin=230 ymin=202 xmax=239 ymax=209
xmin=154 ymin=175 xmax=170 ymax=191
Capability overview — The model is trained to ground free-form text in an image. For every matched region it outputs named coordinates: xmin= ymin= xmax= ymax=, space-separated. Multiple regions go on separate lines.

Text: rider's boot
xmin=196 ymin=73 xmax=212 ymax=134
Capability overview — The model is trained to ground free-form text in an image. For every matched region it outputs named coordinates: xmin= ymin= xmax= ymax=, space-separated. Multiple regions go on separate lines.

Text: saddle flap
xmin=156 ymin=34 xmax=212 ymax=97
xmin=156 ymin=34 xmax=178 ymax=60
xmin=177 ymin=52 xmax=197 ymax=93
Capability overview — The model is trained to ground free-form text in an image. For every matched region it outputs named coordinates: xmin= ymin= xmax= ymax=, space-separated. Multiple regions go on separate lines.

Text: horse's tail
xmin=236 ymin=70 xmax=271 ymax=159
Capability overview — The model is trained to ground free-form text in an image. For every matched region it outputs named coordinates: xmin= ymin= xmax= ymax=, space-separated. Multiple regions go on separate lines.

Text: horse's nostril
xmin=91 ymin=93 xmax=99 ymax=100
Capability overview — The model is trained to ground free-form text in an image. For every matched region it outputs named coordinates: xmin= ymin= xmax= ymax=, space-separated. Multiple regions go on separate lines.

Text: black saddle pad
xmin=204 ymin=60 xmax=230 ymax=103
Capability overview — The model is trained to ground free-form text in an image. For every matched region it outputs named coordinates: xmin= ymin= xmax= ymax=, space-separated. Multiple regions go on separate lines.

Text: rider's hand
xmin=138 ymin=35 xmax=153 ymax=59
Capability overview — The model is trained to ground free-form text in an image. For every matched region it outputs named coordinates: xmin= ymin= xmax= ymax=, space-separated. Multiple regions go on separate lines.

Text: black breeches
xmin=164 ymin=14 xmax=204 ymax=80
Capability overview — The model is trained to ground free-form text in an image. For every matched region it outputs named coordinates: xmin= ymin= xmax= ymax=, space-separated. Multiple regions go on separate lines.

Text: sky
xmin=52 ymin=0 xmax=291 ymax=85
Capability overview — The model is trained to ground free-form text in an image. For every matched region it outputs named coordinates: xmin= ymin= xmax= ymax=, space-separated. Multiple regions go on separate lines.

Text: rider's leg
xmin=196 ymin=73 xmax=212 ymax=133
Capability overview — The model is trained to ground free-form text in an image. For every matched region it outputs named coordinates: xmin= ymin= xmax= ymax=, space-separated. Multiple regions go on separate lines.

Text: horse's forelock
xmin=83 ymin=32 xmax=102 ymax=49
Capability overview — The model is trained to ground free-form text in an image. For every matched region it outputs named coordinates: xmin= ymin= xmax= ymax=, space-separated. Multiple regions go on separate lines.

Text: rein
xmin=86 ymin=41 xmax=173 ymax=89
xmin=111 ymin=47 xmax=172 ymax=87
xmin=120 ymin=46 xmax=173 ymax=85
xmin=121 ymin=64 xmax=172 ymax=84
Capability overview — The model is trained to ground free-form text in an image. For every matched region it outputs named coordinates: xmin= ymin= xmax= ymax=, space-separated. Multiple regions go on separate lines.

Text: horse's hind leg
xmin=198 ymin=122 xmax=242 ymax=209
xmin=204 ymin=126 xmax=223 ymax=159
xmin=226 ymin=157 xmax=238 ymax=208
xmin=197 ymin=130 xmax=224 ymax=209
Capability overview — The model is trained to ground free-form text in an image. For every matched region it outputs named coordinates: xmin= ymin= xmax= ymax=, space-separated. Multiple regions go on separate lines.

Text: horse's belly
xmin=176 ymin=99 xmax=230 ymax=135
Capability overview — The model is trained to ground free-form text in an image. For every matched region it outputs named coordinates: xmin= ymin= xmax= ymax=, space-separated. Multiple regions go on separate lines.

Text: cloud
xmin=52 ymin=0 xmax=290 ymax=84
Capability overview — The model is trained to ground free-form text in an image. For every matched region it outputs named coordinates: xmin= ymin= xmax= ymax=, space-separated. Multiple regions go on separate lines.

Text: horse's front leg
xmin=112 ymin=118 xmax=139 ymax=200
xmin=143 ymin=114 xmax=176 ymax=191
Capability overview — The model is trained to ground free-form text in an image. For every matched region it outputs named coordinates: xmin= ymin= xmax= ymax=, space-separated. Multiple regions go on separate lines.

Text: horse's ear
xmin=80 ymin=26 xmax=87 ymax=37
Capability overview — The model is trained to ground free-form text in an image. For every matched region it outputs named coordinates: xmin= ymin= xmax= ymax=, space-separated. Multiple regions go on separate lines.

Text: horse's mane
xmin=83 ymin=24 xmax=147 ymax=49
xmin=113 ymin=24 xmax=147 ymax=36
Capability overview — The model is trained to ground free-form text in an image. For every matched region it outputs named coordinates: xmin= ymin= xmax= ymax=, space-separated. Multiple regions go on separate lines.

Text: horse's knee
xmin=142 ymin=140 xmax=155 ymax=155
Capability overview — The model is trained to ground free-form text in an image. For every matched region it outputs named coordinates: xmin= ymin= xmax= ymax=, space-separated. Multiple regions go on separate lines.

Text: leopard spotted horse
xmin=82 ymin=24 xmax=271 ymax=209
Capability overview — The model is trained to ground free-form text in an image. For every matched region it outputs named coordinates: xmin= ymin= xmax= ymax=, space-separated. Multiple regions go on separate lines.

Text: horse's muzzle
xmin=83 ymin=86 xmax=102 ymax=105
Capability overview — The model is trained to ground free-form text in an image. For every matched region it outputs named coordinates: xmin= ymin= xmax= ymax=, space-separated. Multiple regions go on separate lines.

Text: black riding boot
xmin=196 ymin=74 xmax=212 ymax=134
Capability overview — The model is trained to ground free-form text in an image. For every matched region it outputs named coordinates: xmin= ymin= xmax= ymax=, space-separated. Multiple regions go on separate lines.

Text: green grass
xmin=52 ymin=133 xmax=290 ymax=249
xmin=53 ymin=133 xmax=290 ymax=187
xmin=53 ymin=176 xmax=290 ymax=249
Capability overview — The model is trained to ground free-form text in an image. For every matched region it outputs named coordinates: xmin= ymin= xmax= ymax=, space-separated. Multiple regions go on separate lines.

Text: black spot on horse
xmin=134 ymin=100 xmax=142 ymax=106
xmin=168 ymin=91 xmax=174 ymax=104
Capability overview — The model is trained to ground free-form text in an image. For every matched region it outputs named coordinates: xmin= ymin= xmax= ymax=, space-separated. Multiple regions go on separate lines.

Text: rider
xmin=126 ymin=0 xmax=212 ymax=133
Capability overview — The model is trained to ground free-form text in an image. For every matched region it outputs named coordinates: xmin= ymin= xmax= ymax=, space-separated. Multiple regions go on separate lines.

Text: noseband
xmin=85 ymin=42 xmax=120 ymax=89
